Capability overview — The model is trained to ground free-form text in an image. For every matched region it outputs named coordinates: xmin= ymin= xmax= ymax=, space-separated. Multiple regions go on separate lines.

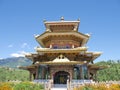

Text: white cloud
xmin=21 ymin=43 xmax=30 ymax=49
xmin=21 ymin=43 xmax=27 ymax=48
xmin=8 ymin=44 xmax=13 ymax=48
xmin=11 ymin=53 xmax=24 ymax=57
xmin=0 ymin=58 xmax=3 ymax=60
xmin=10 ymin=51 xmax=28 ymax=57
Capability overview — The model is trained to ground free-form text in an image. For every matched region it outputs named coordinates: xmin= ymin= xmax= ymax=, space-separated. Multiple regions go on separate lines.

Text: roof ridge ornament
xmin=60 ymin=16 xmax=64 ymax=21
xmin=43 ymin=19 xmax=47 ymax=22
xmin=77 ymin=18 xmax=80 ymax=21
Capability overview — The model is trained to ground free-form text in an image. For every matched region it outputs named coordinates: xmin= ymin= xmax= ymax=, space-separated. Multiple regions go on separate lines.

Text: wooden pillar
xmin=79 ymin=66 xmax=83 ymax=79
xmin=50 ymin=44 xmax=52 ymax=48
xmin=74 ymin=68 xmax=77 ymax=79
xmin=35 ymin=66 xmax=39 ymax=79
xmin=87 ymin=69 xmax=90 ymax=79
xmin=29 ymin=71 xmax=32 ymax=81
xmin=72 ymin=44 xmax=74 ymax=48
xmin=94 ymin=71 xmax=97 ymax=81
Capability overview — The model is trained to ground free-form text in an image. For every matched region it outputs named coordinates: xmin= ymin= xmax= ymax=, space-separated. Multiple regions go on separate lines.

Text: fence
xmin=67 ymin=79 xmax=95 ymax=90
xmin=67 ymin=80 xmax=120 ymax=90
xmin=33 ymin=79 xmax=53 ymax=90
xmin=33 ymin=79 xmax=120 ymax=90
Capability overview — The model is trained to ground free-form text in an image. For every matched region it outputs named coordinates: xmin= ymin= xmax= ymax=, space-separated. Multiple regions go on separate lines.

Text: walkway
xmin=51 ymin=84 xmax=67 ymax=90
xmin=51 ymin=87 xmax=67 ymax=90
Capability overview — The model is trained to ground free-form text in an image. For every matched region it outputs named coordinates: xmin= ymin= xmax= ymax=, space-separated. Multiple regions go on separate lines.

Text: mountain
xmin=0 ymin=57 xmax=32 ymax=68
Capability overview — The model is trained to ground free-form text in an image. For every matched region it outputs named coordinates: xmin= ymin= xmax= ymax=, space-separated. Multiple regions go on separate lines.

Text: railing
xmin=33 ymin=79 xmax=120 ymax=90
xmin=67 ymin=80 xmax=120 ymax=90
xmin=33 ymin=79 xmax=53 ymax=90
xmin=67 ymin=79 xmax=95 ymax=90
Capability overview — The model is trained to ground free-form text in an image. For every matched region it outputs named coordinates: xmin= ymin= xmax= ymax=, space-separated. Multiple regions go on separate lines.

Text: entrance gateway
xmin=54 ymin=71 xmax=69 ymax=84
xmin=20 ymin=17 xmax=107 ymax=83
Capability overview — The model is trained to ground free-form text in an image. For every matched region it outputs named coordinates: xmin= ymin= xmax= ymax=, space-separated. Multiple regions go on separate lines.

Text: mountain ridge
xmin=0 ymin=57 xmax=32 ymax=68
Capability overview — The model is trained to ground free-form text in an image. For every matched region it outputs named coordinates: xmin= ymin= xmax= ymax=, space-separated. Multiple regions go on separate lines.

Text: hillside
xmin=0 ymin=57 xmax=31 ymax=82
xmin=96 ymin=60 xmax=120 ymax=81
xmin=0 ymin=67 xmax=29 ymax=82
xmin=0 ymin=57 xmax=32 ymax=68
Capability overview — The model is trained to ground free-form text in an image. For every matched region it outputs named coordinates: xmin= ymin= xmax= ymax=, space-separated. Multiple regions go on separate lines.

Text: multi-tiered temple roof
xmin=26 ymin=17 xmax=101 ymax=65
xmin=20 ymin=17 xmax=107 ymax=82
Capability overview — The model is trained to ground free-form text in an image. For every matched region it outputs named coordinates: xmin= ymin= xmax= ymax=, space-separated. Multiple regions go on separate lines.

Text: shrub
xmin=0 ymin=82 xmax=12 ymax=90
xmin=13 ymin=81 xmax=44 ymax=90
xmin=73 ymin=83 xmax=120 ymax=90
xmin=109 ymin=84 xmax=120 ymax=90
xmin=0 ymin=81 xmax=44 ymax=90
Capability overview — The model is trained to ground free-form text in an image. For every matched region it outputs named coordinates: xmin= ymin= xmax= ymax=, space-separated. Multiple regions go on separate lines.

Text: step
xmin=51 ymin=84 xmax=67 ymax=90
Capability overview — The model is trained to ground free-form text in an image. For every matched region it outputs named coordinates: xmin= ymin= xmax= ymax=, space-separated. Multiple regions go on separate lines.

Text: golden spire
xmin=60 ymin=16 xmax=64 ymax=21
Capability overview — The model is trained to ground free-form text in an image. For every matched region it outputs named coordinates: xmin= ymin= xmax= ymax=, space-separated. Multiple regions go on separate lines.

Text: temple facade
xmin=20 ymin=17 xmax=105 ymax=84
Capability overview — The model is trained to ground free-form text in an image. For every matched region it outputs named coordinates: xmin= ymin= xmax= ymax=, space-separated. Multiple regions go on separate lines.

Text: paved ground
xmin=51 ymin=84 xmax=67 ymax=90
xmin=51 ymin=87 xmax=67 ymax=90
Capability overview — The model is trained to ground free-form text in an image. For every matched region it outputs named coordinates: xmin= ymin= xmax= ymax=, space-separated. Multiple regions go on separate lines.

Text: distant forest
xmin=96 ymin=60 xmax=120 ymax=81
xmin=0 ymin=60 xmax=120 ymax=82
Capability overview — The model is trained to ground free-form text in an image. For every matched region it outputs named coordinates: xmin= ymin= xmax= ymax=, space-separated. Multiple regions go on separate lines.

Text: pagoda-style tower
xmin=20 ymin=17 xmax=105 ymax=84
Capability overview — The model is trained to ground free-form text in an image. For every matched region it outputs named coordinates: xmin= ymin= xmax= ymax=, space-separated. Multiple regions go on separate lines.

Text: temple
xmin=20 ymin=17 xmax=106 ymax=84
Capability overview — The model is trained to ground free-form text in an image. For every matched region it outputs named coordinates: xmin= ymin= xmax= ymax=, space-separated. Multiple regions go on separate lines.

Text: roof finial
xmin=60 ymin=16 xmax=64 ymax=21
xmin=77 ymin=18 xmax=80 ymax=21
xmin=43 ymin=19 xmax=47 ymax=22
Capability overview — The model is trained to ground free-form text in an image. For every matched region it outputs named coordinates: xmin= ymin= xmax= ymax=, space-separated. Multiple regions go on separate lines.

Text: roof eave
xmin=36 ymin=47 xmax=88 ymax=53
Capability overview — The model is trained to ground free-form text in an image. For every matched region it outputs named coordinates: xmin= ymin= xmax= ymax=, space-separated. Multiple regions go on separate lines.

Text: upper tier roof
xmin=35 ymin=17 xmax=90 ymax=47
xmin=35 ymin=31 xmax=90 ymax=47
xmin=44 ymin=17 xmax=80 ymax=32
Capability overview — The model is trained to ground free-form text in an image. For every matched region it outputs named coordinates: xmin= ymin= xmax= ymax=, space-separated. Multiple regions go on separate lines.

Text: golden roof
xmin=44 ymin=17 xmax=80 ymax=31
xmin=36 ymin=47 xmax=87 ymax=53
xmin=88 ymin=64 xmax=109 ymax=70
xmin=25 ymin=50 xmax=102 ymax=63
xmin=35 ymin=32 xmax=90 ymax=47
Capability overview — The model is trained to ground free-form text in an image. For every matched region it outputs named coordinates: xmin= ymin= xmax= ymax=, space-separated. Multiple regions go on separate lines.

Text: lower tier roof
xmin=25 ymin=47 xmax=102 ymax=63
xmin=36 ymin=47 xmax=87 ymax=53
xmin=19 ymin=63 xmax=108 ymax=72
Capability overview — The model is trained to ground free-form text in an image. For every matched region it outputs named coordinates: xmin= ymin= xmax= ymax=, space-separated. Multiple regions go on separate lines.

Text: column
xmin=94 ymin=71 xmax=97 ymax=81
xmin=29 ymin=71 xmax=32 ymax=81
xmin=72 ymin=44 xmax=74 ymax=48
xmin=74 ymin=25 xmax=77 ymax=31
xmin=79 ymin=66 xmax=83 ymax=79
xmin=87 ymin=69 xmax=90 ymax=79
xmin=35 ymin=66 xmax=39 ymax=79
xmin=50 ymin=44 xmax=52 ymax=48
xmin=74 ymin=67 xmax=77 ymax=79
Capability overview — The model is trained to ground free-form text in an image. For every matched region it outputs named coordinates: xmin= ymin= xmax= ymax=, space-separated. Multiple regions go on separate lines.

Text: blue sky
xmin=0 ymin=0 xmax=120 ymax=62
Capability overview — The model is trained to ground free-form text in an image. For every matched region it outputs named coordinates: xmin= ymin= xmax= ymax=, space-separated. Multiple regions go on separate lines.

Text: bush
xmin=0 ymin=82 xmax=12 ymax=90
xmin=0 ymin=82 xmax=44 ymax=90
xmin=73 ymin=83 xmax=120 ymax=90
